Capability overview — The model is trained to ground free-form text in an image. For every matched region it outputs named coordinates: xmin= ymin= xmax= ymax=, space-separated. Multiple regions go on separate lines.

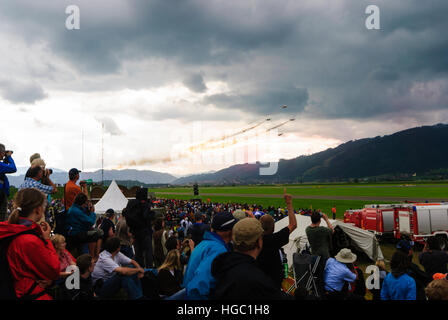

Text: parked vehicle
xmin=344 ymin=203 xmax=448 ymax=249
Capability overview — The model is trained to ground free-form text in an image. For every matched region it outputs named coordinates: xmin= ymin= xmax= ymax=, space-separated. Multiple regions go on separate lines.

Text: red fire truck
xmin=344 ymin=203 xmax=448 ymax=249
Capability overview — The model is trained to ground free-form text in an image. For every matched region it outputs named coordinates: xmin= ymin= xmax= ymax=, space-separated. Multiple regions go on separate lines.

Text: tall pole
xmin=82 ymin=128 xmax=84 ymax=171
xmin=102 ymin=123 xmax=104 ymax=186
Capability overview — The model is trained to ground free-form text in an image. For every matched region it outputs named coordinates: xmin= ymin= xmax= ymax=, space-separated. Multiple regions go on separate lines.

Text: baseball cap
xmin=232 ymin=218 xmax=264 ymax=247
xmin=69 ymin=168 xmax=81 ymax=179
xmin=212 ymin=212 xmax=237 ymax=231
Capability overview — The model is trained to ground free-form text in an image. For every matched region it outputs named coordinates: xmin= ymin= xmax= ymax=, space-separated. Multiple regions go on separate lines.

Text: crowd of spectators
xmin=1 ymin=146 xmax=448 ymax=301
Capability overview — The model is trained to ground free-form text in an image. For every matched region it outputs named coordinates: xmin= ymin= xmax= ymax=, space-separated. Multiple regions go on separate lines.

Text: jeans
xmin=96 ymin=273 xmax=143 ymax=300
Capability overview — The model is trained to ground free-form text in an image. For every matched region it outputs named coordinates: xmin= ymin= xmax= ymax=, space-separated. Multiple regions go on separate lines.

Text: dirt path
xmin=155 ymin=192 xmax=448 ymax=202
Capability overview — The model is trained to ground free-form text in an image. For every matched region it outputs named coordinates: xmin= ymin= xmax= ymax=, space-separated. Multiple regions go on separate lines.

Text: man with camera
xmin=0 ymin=144 xmax=16 ymax=221
xmin=20 ymin=165 xmax=58 ymax=198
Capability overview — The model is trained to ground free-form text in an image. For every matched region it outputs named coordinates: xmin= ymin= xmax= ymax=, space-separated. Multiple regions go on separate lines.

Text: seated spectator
xmin=324 ymin=248 xmax=363 ymax=300
xmin=51 ymin=234 xmax=76 ymax=278
xmin=419 ymin=237 xmax=448 ymax=277
xmin=425 ymin=278 xmax=448 ymax=300
xmin=116 ymin=216 xmax=134 ymax=259
xmin=91 ymin=237 xmax=145 ymax=300
xmin=100 ymin=209 xmax=116 ymax=249
xmin=381 ymin=250 xmax=416 ymax=300
xmin=0 ymin=188 xmax=60 ymax=300
xmin=157 ymin=249 xmax=183 ymax=297
xmin=165 ymin=236 xmax=193 ymax=267
xmin=65 ymin=193 xmax=103 ymax=259
xmin=211 ymin=218 xmax=290 ymax=300
xmin=72 ymin=253 xmax=96 ymax=300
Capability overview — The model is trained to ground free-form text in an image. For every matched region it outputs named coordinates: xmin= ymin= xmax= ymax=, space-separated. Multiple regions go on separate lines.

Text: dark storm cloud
xmin=183 ymin=73 xmax=207 ymax=93
xmin=0 ymin=79 xmax=47 ymax=104
xmin=204 ymin=87 xmax=309 ymax=115
xmin=0 ymin=0 xmax=447 ymax=120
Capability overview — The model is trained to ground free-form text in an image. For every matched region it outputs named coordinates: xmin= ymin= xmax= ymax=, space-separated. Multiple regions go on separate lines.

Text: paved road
xmin=155 ymin=192 xmax=448 ymax=202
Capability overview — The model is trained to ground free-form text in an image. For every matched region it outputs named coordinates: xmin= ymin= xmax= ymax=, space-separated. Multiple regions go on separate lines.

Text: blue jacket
xmin=65 ymin=203 xmax=97 ymax=236
xmin=0 ymin=156 xmax=16 ymax=196
xmin=381 ymin=272 xmax=416 ymax=300
xmin=183 ymin=231 xmax=231 ymax=300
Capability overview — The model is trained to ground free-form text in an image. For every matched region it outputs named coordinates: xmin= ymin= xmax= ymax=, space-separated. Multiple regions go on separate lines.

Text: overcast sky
xmin=0 ymin=0 xmax=447 ymax=177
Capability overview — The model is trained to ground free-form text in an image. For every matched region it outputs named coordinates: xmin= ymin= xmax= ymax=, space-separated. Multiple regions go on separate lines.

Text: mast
xmin=101 ymin=122 xmax=104 ymax=185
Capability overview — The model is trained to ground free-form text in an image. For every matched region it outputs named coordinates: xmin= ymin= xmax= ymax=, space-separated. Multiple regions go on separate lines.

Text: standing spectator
xmin=419 ymin=237 xmax=448 ymax=277
xmin=183 ymin=211 xmax=237 ymax=300
xmin=99 ymin=209 xmax=116 ymax=249
xmin=306 ymin=211 xmax=334 ymax=261
xmin=20 ymin=166 xmax=58 ymax=195
xmin=0 ymin=188 xmax=60 ymax=300
xmin=187 ymin=212 xmax=211 ymax=246
xmin=425 ymin=278 xmax=448 ymax=300
xmin=91 ymin=237 xmax=145 ymax=300
xmin=233 ymin=209 xmax=248 ymax=221
xmin=64 ymin=168 xmax=88 ymax=211
xmin=332 ymin=206 xmax=336 ymax=220
xmin=396 ymin=238 xmax=432 ymax=300
xmin=381 ymin=250 xmax=417 ymax=300
xmin=0 ymin=145 xmax=16 ymax=221
xmin=123 ymin=188 xmax=154 ymax=268
xmin=180 ymin=216 xmax=192 ymax=239
xmin=211 ymin=218 xmax=289 ymax=300
xmin=153 ymin=218 xmax=167 ymax=267
xmin=257 ymin=189 xmax=297 ymax=289
xmin=370 ymin=260 xmax=388 ymax=300
xmin=324 ymin=248 xmax=361 ymax=300
xmin=116 ymin=215 xmax=134 ymax=259
xmin=157 ymin=249 xmax=183 ymax=297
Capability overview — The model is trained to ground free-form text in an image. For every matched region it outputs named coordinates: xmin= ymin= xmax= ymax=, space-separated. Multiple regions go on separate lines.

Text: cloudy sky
xmin=0 ymin=0 xmax=447 ymax=177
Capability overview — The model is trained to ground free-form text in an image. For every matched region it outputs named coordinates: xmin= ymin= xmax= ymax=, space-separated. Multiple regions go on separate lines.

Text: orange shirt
xmin=64 ymin=180 xmax=82 ymax=210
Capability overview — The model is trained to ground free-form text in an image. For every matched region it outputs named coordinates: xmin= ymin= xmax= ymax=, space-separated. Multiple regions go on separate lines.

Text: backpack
xmin=0 ymin=230 xmax=49 ymax=300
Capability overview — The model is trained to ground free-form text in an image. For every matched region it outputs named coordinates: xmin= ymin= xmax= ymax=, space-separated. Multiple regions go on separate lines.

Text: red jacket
xmin=0 ymin=219 xmax=60 ymax=300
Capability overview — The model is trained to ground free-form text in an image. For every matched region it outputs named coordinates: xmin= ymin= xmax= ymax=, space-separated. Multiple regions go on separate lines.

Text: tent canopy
xmin=274 ymin=214 xmax=384 ymax=267
xmin=94 ymin=180 xmax=129 ymax=214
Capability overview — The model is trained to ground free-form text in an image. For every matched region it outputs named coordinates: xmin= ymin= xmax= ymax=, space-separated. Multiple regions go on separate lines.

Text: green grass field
xmin=150 ymin=182 xmax=448 ymax=218
xmin=152 ymin=184 xmax=448 ymax=199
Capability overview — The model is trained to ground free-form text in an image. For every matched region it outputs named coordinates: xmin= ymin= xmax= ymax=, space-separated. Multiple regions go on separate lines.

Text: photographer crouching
xmin=0 ymin=144 xmax=17 ymax=221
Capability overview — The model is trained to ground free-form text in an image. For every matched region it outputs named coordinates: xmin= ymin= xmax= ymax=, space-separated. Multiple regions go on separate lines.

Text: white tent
xmin=275 ymin=215 xmax=384 ymax=267
xmin=94 ymin=180 xmax=129 ymax=214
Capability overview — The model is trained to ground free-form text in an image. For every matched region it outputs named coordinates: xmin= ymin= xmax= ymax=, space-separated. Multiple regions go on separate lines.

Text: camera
xmin=47 ymin=169 xmax=53 ymax=174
